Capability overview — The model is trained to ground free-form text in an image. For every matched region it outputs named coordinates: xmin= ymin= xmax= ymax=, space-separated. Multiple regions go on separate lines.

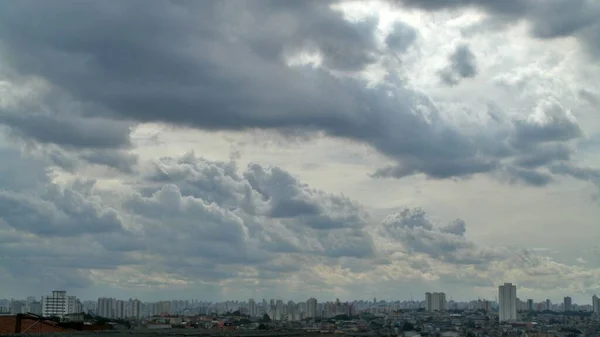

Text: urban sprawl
xmin=2 ymin=283 xmax=600 ymax=336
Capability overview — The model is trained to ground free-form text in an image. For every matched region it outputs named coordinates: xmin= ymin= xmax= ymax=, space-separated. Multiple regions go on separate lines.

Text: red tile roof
xmin=0 ymin=314 xmax=73 ymax=334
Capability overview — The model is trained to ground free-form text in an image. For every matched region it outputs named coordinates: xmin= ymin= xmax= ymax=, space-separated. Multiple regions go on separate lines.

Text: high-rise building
xmin=564 ymin=297 xmax=572 ymax=312
xmin=499 ymin=283 xmax=517 ymax=322
xmin=67 ymin=296 xmax=82 ymax=314
xmin=128 ymin=299 xmax=141 ymax=319
xmin=593 ymin=295 xmax=600 ymax=316
xmin=527 ymin=299 xmax=534 ymax=311
xmin=10 ymin=300 xmax=25 ymax=314
xmin=29 ymin=301 xmax=42 ymax=316
xmin=42 ymin=291 xmax=68 ymax=317
xmin=248 ymin=299 xmax=257 ymax=317
xmin=115 ymin=300 xmax=125 ymax=319
xmin=97 ymin=297 xmax=115 ymax=318
xmin=306 ymin=298 xmax=318 ymax=318
xmin=425 ymin=292 xmax=446 ymax=312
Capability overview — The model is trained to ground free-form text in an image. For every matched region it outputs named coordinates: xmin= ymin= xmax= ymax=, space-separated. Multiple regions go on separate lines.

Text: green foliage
xmin=402 ymin=322 xmax=415 ymax=331
xmin=260 ymin=313 xmax=271 ymax=323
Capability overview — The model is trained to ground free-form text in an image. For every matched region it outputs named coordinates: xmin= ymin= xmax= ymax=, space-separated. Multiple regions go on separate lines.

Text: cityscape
xmin=1 ymin=0 xmax=600 ymax=336
xmin=1 ymin=284 xmax=600 ymax=335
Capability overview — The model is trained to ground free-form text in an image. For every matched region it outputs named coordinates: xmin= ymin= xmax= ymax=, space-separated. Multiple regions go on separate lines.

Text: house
xmin=0 ymin=313 xmax=73 ymax=334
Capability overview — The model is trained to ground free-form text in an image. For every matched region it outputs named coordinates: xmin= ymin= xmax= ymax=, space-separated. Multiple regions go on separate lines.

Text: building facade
xmin=425 ymin=292 xmax=447 ymax=312
xmin=41 ymin=291 xmax=68 ymax=317
xmin=499 ymin=283 xmax=517 ymax=322
xmin=306 ymin=298 xmax=318 ymax=318
xmin=564 ymin=297 xmax=572 ymax=312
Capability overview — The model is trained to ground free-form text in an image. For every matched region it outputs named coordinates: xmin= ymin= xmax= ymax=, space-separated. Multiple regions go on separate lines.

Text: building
xmin=425 ymin=292 xmax=447 ymax=312
xmin=499 ymin=283 xmax=517 ymax=322
xmin=526 ymin=299 xmax=534 ymax=311
xmin=97 ymin=297 xmax=114 ymax=318
xmin=41 ymin=291 xmax=68 ymax=317
xmin=0 ymin=314 xmax=72 ymax=334
xmin=248 ymin=299 xmax=257 ymax=317
xmin=67 ymin=296 xmax=82 ymax=314
xmin=115 ymin=300 xmax=125 ymax=319
xmin=563 ymin=297 xmax=572 ymax=312
xmin=28 ymin=301 xmax=42 ymax=316
xmin=10 ymin=300 xmax=25 ymax=314
xmin=306 ymin=298 xmax=318 ymax=318
xmin=593 ymin=295 xmax=600 ymax=316
xmin=128 ymin=298 xmax=141 ymax=319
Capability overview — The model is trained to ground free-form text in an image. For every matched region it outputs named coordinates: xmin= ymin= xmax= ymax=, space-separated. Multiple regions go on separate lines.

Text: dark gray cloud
xmin=378 ymin=208 xmax=508 ymax=265
xmin=396 ymin=0 xmax=600 ymax=57
xmin=500 ymin=166 xmax=554 ymax=187
xmin=549 ymin=163 xmax=600 ymax=186
xmin=78 ymin=150 xmax=138 ymax=174
xmin=438 ymin=44 xmax=478 ymax=86
xmin=0 ymin=0 xmax=497 ymax=182
xmin=0 ymin=113 xmax=132 ymax=149
xmin=0 ymin=0 xmax=596 ymax=191
xmin=0 ymin=184 xmax=124 ymax=237
xmin=0 ymin=145 xmax=126 ymax=237
xmin=513 ymin=144 xmax=572 ymax=169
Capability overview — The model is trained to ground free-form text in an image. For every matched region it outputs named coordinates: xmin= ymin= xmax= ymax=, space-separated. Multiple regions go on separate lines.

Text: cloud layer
xmin=0 ymin=0 xmax=599 ymax=302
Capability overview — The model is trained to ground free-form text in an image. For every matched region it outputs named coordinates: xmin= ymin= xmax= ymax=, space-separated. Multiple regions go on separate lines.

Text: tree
xmin=402 ymin=322 xmax=415 ymax=331
xmin=239 ymin=318 xmax=251 ymax=325
xmin=334 ymin=314 xmax=351 ymax=321
xmin=261 ymin=313 xmax=271 ymax=323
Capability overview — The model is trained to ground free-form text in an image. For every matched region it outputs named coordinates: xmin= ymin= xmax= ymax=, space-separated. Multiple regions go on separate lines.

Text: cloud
xmin=0 ymin=144 xmax=598 ymax=300
xmin=438 ymin=44 xmax=478 ymax=86
xmin=0 ymin=113 xmax=132 ymax=150
xmin=0 ymin=0 xmax=595 ymax=189
xmin=138 ymin=152 xmax=375 ymax=260
xmin=377 ymin=208 xmax=507 ymax=265
xmin=0 ymin=0 xmax=599 ymax=302
xmin=395 ymin=0 xmax=600 ymax=58
xmin=385 ymin=21 xmax=418 ymax=53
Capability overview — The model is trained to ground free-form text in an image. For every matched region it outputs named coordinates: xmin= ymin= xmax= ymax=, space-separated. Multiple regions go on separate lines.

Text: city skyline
xmin=3 ymin=289 xmax=600 ymax=322
xmin=4 ymin=289 xmax=600 ymax=311
xmin=1 ymin=0 xmax=600 ymax=303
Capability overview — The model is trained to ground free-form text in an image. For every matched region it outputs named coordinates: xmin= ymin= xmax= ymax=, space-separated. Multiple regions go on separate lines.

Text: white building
xmin=67 ymin=296 xmax=82 ymax=314
xmin=499 ymin=283 xmax=517 ymax=322
xmin=42 ymin=291 xmax=68 ymax=317
xmin=593 ymin=295 xmax=600 ymax=316
xmin=425 ymin=292 xmax=447 ymax=312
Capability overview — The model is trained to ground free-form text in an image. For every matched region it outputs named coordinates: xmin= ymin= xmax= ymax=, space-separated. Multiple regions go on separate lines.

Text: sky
xmin=0 ymin=0 xmax=599 ymax=304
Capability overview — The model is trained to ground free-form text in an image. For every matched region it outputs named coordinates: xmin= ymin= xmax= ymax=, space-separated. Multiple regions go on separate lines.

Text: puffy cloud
xmin=137 ymin=153 xmax=375 ymax=261
xmin=438 ymin=44 xmax=478 ymax=86
xmin=0 ymin=144 xmax=598 ymax=300
xmin=0 ymin=0 xmax=592 ymax=186
xmin=385 ymin=21 xmax=418 ymax=53
xmin=396 ymin=0 xmax=600 ymax=58
xmin=0 ymin=0 xmax=599 ymax=302
xmin=377 ymin=208 xmax=507 ymax=265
